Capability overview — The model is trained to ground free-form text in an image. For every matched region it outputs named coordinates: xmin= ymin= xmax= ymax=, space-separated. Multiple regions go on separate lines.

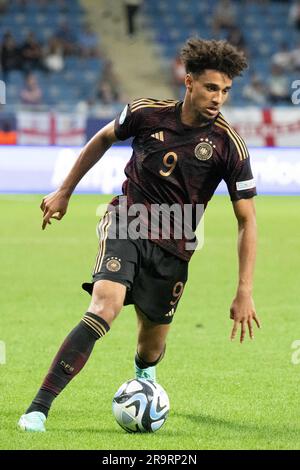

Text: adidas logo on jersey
xmin=151 ymin=131 xmax=164 ymax=142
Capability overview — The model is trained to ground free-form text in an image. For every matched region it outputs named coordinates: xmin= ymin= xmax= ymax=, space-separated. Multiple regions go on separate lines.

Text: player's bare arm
xmin=40 ymin=120 xmax=118 ymax=230
xmin=230 ymin=198 xmax=261 ymax=343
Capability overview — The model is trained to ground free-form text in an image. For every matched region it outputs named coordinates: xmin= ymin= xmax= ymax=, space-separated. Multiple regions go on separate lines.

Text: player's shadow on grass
xmin=175 ymin=412 xmax=300 ymax=439
xmin=49 ymin=427 xmax=186 ymax=437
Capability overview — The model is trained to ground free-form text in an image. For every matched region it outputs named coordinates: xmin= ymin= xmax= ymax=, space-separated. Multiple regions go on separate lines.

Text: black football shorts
xmin=82 ymin=211 xmax=188 ymax=324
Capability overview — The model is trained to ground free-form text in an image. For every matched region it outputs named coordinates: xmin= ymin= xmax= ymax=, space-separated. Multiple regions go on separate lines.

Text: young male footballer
xmin=18 ymin=38 xmax=261 ymax=432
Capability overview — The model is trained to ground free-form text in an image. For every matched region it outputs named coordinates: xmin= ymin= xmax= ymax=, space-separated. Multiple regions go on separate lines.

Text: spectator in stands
xmin=268 ymin=64 xmax=290 ymax=104
xmin=57 ymin=0 xmax=71 ymax=14
xmin=0 ymin=0 xmax=8 ymax=15
xmin=78 ymin=58 xmax=124 ymax=111
xmin=43 ymin=37 xmax=64 ymax=73
xmin=171 ymin=53 xmax=186 ymax=96
xmin=271 ymin=43 xmax=293 ymax=71
xmin=290 ymin=42 xmax=300 ymax=71
xmin=93 ymin=59 xmax=121 ymax=105
xmin=20 ymin=32 xmax=46 ymax=74
xmin=242 ymin=73 xmax=267 ymax=106
xmin=17 ymin=0 xmax=28 ymax=11
xmin=0 ymin=120 xmax=17 ymax=145
xmin=226 ymin=26 xmax=247 ymax=54
xmin=289 ymin=0 xmax=300 ymax=30
xmin=212 ymin=0 xmax=237 ymax=35
xmin=0 ymin=32 xmax=21 ymax=81
xmin=55 ymin=20 xmax=78 ymax=56
xmin=78 ymin=23 xmax=99 ymax=58
xmin=36 ymin=0 xmax=48 ymax=11
xmin=124 ymin=0 xmax=142 ymax=37
xmin=96 ymin=79 xmax=120 ymax=105
xmin=101 ymin=59 xmax=120 ymax=94
xmin=20 ymin=73 xmax=42 ymax=105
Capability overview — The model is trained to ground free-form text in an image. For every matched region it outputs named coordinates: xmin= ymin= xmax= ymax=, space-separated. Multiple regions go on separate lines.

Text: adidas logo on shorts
xmin=165 ymin=308 xmax=175 ymax=317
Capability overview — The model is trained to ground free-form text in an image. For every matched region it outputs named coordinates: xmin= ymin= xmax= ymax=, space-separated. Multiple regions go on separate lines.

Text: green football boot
xmin=135 ymin=363 xmax=156 ymax=382
xmin=18 ymin=411 xmax=46 ymax=432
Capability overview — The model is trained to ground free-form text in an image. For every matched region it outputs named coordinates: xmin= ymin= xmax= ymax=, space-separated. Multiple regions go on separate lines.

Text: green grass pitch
xmin=0 ymin=194 xmax=300 ymax=450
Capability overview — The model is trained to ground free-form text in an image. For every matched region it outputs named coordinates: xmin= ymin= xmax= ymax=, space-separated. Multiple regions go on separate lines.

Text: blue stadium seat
xmin=142 ymin=0 xmax=293 ymax=106
xmin=1 ymin=0 xmax=294 ymax=107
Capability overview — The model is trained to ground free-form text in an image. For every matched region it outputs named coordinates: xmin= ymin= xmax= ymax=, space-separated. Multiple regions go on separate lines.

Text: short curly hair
xmin=180 ymin=37 xmax=248 ymax=79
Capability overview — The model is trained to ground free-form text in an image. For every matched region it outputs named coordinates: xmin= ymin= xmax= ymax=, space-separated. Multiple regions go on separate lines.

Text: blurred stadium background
xmin=0 ymin=0 xmax=300 ymax=194
xmin=0 ymin=0 xmax=300 ymax=140
xmin=0 ymin=0 xmax=299 ymax=194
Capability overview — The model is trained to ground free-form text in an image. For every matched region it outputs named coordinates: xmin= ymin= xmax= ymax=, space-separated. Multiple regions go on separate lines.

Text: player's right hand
xmin=40 ymin=190 xmax=70 ymax=230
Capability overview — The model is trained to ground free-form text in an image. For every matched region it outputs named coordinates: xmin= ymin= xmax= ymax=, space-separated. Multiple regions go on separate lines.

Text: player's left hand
xmin=229 ymin=293 xmax=261 ymax=343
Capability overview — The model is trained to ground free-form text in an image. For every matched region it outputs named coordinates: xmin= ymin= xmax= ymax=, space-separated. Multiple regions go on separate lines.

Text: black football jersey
xmin=112 ymin=98 xmax=257 ymax=261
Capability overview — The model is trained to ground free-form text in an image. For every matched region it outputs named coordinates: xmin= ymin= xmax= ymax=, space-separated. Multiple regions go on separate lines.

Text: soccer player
xmin=18 ymin=38 xmax=261 ymax=432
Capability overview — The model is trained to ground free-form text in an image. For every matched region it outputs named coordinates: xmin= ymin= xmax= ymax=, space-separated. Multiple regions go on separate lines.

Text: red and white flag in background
xmin=17 ymin=112 xmax=86 ymax=146
xmin=223 ymin=107 xmax=300 ymax=147
xmin=16 ymin=108 xmax=300 ymax=147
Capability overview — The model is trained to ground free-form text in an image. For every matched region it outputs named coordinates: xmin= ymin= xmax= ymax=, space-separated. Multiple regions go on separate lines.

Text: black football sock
xmin=26 ymin=312 xmax=109 ymax=417
xmin=135 ymin=345 xmax=166 ymax=369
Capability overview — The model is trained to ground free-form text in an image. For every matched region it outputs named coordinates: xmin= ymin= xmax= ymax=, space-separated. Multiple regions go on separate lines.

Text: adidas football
xmin=112 ymin=378 xmax=170 ymax=433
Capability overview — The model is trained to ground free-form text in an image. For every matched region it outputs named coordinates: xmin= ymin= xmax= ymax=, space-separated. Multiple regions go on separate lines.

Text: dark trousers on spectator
xmin=126 ymin=4 xmax=139 ymax=36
